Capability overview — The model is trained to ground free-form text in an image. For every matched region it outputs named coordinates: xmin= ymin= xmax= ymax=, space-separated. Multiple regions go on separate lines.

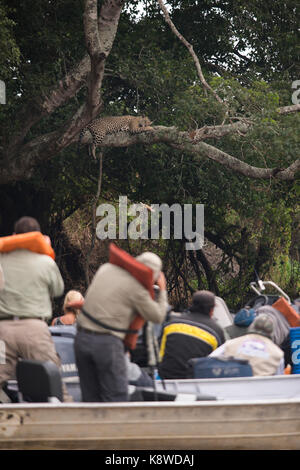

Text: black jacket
xmin=159 ymin=311 xmax=225 ymax=380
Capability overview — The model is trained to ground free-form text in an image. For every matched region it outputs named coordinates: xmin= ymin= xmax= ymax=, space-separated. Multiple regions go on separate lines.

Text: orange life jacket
xmin=68 ymin=244 xmax=154 ymax=350
xmin=272 ymin=297 xmax=300 ymax=327
xmin=0 ymin=231 xmax=55 ymax=259
xmin=109 ymin=243 xmax=154 ymax=350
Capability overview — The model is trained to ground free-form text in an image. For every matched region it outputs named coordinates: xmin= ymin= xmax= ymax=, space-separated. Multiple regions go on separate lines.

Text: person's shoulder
xmin=34 ymin=252 xmax=58 ymax=267
xmin=97 ymin=262 xmax=135 ymax=280
xmin=93 ymin=263 xmax=137 ymax=288
xmin=171 ymin=312 xmax=211 ymax=328
xmin=185 ymin=311 xmax=213 ymax=326
xmin=26 ymin=252 xmax=62 ymax=276
xmin=201 ymin=315 xmax=226 ymax=339
xmin=3 ymin=249 xmax=54 ymax=263
xmin=98 ymin=262 xmax=126 ymax=274
xmin=210 ymin=316 xmax=225 ymax=331
xmin=264 ymin=335 xmax=284 ymax=354
xmin=214 ymin=322 xmax=226 ymax=340
xmin=162 ymin=311 xmax=184 ymax=325
xmin=99 ymin=262 xmax=111 ymax=270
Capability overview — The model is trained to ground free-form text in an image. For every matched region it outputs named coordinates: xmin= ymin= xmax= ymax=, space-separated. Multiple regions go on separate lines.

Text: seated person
xmin=159 ymin=290 xmax=225 ymax=380
xmin=52 ymin=290 xmax=84 ymax=326
xmin=210 ymin=314 xmax=284 ymax=376
xmin=125 ymin=350 xmax=153 ymax=387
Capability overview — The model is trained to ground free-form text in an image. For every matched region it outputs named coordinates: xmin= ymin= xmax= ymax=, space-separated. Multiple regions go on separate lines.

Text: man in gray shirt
xmin=75 ymin=251 xmax=168 ymax=402
xmin=0 ymin=216 xmax=71 ymax=401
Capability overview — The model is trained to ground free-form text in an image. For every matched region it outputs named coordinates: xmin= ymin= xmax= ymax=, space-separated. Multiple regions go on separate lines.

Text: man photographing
xmin=0 ymin=216 xmax=72 ymax=401
xmin=74 ymin=250 xmax=168 ymax=402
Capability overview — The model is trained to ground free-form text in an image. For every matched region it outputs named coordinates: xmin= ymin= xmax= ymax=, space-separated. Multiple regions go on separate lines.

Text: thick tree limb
xmin=79 ymin=125 xmax=300 ymax=181
xmin=6 ymin=57 xmax=91 ymax=158
xmin=84 ymin=0 xmax=104 ymax=117
xmin=187 ymin=142 xmax=300 ymax=181
xmin=84 ymin=0 xmax=101 ymax=58
xmin=0 ymin=0 xmax=124 ymax=184
xmin=277 ymin=104 xmax=300 ymax=115
xmin=1 ymin=120 xmax=298 ymax=185
xmin=1 ymin=0 xmax=299 ymax=186
xmin=6 ymin=0 xmax=124 ymax=158
xmin=57 ymin=0 xmax=124 ymax=146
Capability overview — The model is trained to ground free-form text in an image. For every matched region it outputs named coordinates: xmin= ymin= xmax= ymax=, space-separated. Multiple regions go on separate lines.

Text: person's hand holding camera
xmin=156 ymin=272 xmax=166 ymax=291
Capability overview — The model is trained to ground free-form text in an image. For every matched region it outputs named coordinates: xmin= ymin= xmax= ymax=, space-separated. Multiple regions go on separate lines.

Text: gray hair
xmin=248 ymin=313 xmax=274 ymax=340
xmin=255 ymin=306 xmax=290 ymax=344
xmin=135 ymin=252 xmax=162 ymax=281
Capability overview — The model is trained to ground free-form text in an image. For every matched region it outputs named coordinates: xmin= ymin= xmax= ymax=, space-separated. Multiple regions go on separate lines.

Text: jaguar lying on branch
xmin=78 ymin=115 xmax=153 ymax=159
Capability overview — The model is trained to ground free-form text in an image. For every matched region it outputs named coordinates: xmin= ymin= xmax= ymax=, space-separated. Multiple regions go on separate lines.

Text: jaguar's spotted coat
xmin=78 ymin=115 xmax=153 ymax=159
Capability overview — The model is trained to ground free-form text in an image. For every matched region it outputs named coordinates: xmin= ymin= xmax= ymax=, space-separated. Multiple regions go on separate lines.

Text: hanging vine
xmin=84 ymin=151 xmax=104 ymax=287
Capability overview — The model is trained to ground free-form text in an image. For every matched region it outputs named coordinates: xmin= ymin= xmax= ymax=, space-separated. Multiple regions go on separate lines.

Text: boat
xmin=1 ymin=362 xmax=300 ymax=449
xmin=0 ymin=279 xmax=299 ymax=450
xmin=0 ymin=379 xmax=300 ymax=450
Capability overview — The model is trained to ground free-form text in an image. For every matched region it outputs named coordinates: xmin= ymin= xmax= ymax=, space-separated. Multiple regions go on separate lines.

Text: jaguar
xmin=78 ymin=115 xmax=153 ymax=159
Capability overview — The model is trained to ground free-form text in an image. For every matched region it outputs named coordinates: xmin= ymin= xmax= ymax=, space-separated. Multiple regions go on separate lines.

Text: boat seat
xmin=16 ymin=359 xmax=63 ymax=403
xmin=188 ymin=356 xmax=253 ymax=379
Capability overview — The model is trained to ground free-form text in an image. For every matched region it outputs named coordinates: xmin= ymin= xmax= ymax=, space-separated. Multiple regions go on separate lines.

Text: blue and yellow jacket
xmin=159 ymin=311 xmax=225 ymax=379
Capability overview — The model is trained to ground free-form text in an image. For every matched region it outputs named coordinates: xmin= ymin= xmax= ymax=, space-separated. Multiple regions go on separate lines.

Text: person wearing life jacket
xmin=74 ymin=251 xmax=168 ymax=402
xmin=0 ymin=216 xmax=72 ymax=402
xmin=52 ymin=290 xmax=84 ymax=326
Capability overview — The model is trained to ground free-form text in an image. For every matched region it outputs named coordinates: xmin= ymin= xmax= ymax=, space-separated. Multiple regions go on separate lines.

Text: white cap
xmin=135 ymin=252 xmax=162 ymax=281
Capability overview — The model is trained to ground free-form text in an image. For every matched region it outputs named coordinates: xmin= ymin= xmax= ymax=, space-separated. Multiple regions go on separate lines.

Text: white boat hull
xmin=0 ymin=398 xmax=300 ymax=450
xmin=155 ymin=374 xmax=300 ymax=400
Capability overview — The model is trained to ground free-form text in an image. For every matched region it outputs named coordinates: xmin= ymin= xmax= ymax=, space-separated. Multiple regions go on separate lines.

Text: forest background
xmin=0 ymin=0 xmax=299 ymax=312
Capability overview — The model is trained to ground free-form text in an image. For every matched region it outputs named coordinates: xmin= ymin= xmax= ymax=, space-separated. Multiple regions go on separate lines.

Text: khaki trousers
xmin=0 ymin=319 xmax=72 ymax=402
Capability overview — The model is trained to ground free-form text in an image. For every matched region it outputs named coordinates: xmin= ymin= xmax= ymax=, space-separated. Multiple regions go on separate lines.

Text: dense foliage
xmin=0 ymin=0 xmax=299 ymax=309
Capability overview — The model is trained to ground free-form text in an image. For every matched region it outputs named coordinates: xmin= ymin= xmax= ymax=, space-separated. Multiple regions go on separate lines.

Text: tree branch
xmin=1 ymin=0 xmax=299 ymax=186
xmin=1 ymin=120 xmax=298 ymax=185
xmin=84 ymin=0 xmax=104 ymax=117
xmin=174 ymin=139 xmax=300 ymax=181
xmin=73 ymin=124 xmax=300 ymax=181
xmin=57 ymin=0 xmax=123 ymax=148
xmin=0 ymin=0 xmax=125 ymax=184
xmin=6 ymin=0 xmax=124 ymax=158
xmin=84 ymin=150 xmax=104 ymax=287
xmin=277 ymin=104 xmax=300 ymax=115
xmin=5 ymin=55 xmax=90 ymax=157
xmin=157 ymin=0 xmax=224 ymax=105
xmin=189 ymin=120 xmax=252 ymax=141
